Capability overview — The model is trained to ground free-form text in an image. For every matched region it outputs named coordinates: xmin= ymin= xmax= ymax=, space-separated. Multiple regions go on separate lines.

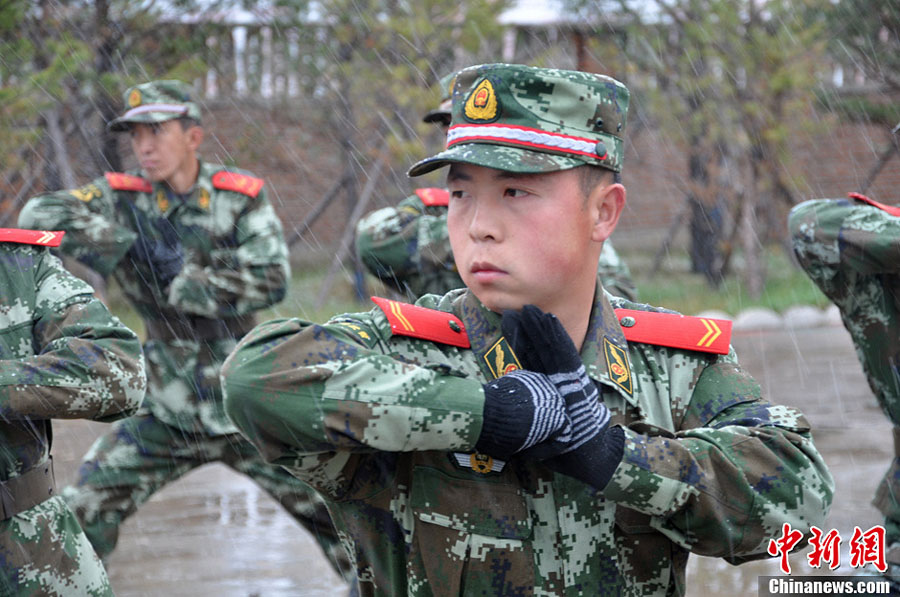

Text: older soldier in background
xmin=0 ymin=228 xmax=145 ymax=596
xmin=356 ymin=72 xmax=639 ymax=301
xmin=17 ymin=80 xmax=354 ymax=588
xmin=224 ymin=64 xmax=832 ymax=595
xmin=791 ymin=192 xmax=900 ymax=589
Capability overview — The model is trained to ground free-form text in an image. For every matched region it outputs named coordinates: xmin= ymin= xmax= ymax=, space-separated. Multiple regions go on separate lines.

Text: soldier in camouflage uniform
xmin=0 ymin=228 xmax=146 ymax=596
xmin=17 ymin=80 xmax=353 ymax=586
xmin=223 ymin=64 xmax=833 ymax=596
xmin=790 ymin=192 xmax=900 ymax=587
xmin=356 ymin=73 xmax=639 ymax=301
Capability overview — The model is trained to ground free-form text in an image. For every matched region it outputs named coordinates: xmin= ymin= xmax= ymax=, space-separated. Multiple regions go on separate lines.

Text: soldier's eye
xmin=505 ymin=188 xmax=528 ymax=199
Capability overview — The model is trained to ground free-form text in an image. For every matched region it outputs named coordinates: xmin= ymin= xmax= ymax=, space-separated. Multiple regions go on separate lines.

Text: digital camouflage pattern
xmin=355 ymin=193 xmax=462 ymax=297
xmin=18 ymin=162 xmax=354 ymax=583
xmin=0 ymin=239 xmax=145 ymax=596
xmin=223 ymin=283 xmax=833 ymax=596
xmin=19 ymin=160 xmax=288 ymax=434
xmin=107 ymin=79 xmax=202 ymax=132
xmin=355 ymin=193 xmax=639 ymax=300
xmin=790 ymin=196 xmax=900 ymax=563
xmin=409 ymin=64 xmax=629 ymax=176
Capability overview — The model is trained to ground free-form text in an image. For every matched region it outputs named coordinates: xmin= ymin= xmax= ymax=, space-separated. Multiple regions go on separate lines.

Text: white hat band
xmin=121 ymin=103 xmax=188 ymax=119
xmin=447 ymin=124 xmax=602 ymax=159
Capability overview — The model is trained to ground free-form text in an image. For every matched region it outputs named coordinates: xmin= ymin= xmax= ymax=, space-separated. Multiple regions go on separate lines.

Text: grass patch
xmin=629 ymin=246 xmax=831 ymax=316
xmin=103 ymin=264 xmax=386 ymax=334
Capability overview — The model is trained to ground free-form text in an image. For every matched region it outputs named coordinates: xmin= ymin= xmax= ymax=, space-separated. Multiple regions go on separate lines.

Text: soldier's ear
xmin=187 ymin=125 xmax=204 ymax=152
xmin=589 ymin=180 xmax=625 ymax=243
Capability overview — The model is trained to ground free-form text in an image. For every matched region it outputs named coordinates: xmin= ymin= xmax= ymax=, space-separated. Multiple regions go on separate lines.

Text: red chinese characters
xmin=849 ymin=526 xmax=887 ymax=573
xmin=768 ymin=523 xmax=805 ymax=574
xmin=768 ymin=524 xmax=887 ymax=575
xmin=807 ymin=526 xmax=842 ymax=570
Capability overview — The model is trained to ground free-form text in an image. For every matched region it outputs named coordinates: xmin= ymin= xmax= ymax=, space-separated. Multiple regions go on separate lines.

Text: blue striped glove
xmin=501 ymin=305 xmax=624 ymax=490
xmin=475 ymin=369 xmax=572 ymax=460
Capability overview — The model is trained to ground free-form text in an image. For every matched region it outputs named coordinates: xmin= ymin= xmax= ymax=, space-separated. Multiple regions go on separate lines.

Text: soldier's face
xmin=446 ymin=163 xmax=606 ymax=316
xmin=129 ymin=120 xmax=198 ymax=183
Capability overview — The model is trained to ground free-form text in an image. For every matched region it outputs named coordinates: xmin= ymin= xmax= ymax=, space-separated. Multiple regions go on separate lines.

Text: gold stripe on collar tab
xmin=484 ymin=337 xmax=522 ymax=379
xmin=604 ymin=337 xmax=633 ymax=397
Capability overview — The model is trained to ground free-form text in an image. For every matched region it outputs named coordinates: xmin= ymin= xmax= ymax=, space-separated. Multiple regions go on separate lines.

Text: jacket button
xmin=620 ymin=316 xmax=636 ymax=328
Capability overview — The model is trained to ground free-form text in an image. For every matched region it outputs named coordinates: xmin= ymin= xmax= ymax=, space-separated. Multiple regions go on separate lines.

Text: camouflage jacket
xmin=0 ymin=232 xmax=144 ymax=596
xmin=356 ymin=190 xmax=639 ymax=301
xmin=0 ymin=234 xmax=145 ymax=479
xmin=790 ymin=195 xmax=900 ymax=409
xmin=223 ymin=284 xmax=832 ymax=596
xmin=18 ymin=161 xmax=289 ymax=434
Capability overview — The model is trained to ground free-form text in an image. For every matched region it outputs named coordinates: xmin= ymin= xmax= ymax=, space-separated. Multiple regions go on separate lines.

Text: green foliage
xmin=815 ymin=90 xmax=900 ymax=127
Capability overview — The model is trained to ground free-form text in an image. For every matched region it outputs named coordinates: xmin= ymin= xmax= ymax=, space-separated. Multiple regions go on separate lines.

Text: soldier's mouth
xmin=470 ymin=262 xmax=507 ymax=282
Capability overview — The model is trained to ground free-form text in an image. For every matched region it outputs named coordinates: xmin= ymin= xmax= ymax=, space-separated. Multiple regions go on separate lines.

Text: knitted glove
xmin=502 ymin=305 xmax=624 ymax=490
xmin=475 ymin=369 xmax=571 ymax=460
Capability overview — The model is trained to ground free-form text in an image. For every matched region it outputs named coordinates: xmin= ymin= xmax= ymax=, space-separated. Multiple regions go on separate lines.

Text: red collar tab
xmin=0 ymin=228 xmax=65 ymax=247
xmin=415 ymin=187 xmax=450 ymax=207
xmin=105 ymin=172 xmax=153 ymax=193
xmin=848 ymin=192 xmax=900 ymax=217
xmin=212 ymin=171 xmax=265 ymax=198
xmin=615 ymin=308 xmax=732 ymax=355
xmin=371 ymin=296 xmax=470 ymax=348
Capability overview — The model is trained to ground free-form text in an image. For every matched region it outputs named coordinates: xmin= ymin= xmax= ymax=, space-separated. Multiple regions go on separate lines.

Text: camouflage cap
xmin=422 ymin=72 xmax=456 ymax=125
xmin=409 ymin=63 xmax=629 ymax=177
xmin=107 ymin=79 xmax=202 ymax=132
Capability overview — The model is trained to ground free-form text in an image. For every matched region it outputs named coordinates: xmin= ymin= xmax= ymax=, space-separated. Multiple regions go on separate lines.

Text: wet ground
xmin=52 ymin=323 xmax=890 ymax=596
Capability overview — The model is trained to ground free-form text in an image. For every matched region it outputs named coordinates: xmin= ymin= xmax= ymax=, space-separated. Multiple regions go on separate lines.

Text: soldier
xmin=0 ymin=228 xmax=146 ymax=596
xmin=356 ymin=73 xmax=639 ymax=301
xmin=222 ymin=64 xmax=833 ymax=595
xmin=790 ymin=192 xmax=900 ymax=589
xmin=17 ymin=80 xmax=354 ymax=588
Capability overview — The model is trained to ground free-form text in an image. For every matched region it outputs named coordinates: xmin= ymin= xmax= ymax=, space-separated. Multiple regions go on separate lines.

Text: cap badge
xmin=128 ymin=89 xmax=142 ymax=108
xmin=465 ymin=78 xmax=499 ymax=122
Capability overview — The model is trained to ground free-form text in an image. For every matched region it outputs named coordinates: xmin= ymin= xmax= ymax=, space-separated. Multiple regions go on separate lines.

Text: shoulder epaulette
xmin=105 ymin=172 xmax=152 ymax=193
xmin=212 ymin=171 xmax=265 ymax=198
xmin=415 ymin=187 xmax=450 ymax=207
xmin=0 ymin=228 xmax=64 ymax=247
xmin=848 ymin=192 xmax=900 ymax=217
xmin=615 ymin=308 xmax=732 ymax=355
xmin=371 ymin=296 xmax=469 ymax=348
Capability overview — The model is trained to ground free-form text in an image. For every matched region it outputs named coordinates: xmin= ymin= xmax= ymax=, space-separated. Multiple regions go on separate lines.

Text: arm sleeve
xmin=789 ymin=198 xmax=900 ymax=295
xmin=0 ymin=251 xmax=146 ymax=421
xmin=789 ymin=197 xmax=900 ymax=406
xmin=603 ymin=356 xmax=833 ymax=561
xmin=222 ymin=314 xmax=485 ymax=497
xmin=355 ymin=195 xmax=456 ymax=294
xmin=166 ymin=187 xmax=290 ymax=317
xmin=17 ymin=179 xmax=137 ymax=277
